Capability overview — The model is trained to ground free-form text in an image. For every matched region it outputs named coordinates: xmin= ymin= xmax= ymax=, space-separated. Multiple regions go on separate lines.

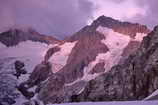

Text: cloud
xmin=0 ymin=0 xmax=158 ymax=38
xmin=88 ymin=0 xmax=147 ymax=22
xmin=129 ymin=0 xmax=158 ymax=29
xmin=0 ymin=0 xmax=94 ymax=38
xmin=88 ymin=0 xmax=158 ymax=29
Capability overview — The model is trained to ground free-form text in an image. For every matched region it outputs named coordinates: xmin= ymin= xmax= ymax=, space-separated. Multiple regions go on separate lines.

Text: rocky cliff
xmin=75 ymin=26 xmax=158 ymax=101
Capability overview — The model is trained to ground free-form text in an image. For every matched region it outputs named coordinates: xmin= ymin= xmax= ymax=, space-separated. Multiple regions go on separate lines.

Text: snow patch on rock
xmin=134 ymin=33 xmax=147 ymax=41
xmin=144 ymin=89 xmax=158 ymax=100
xmin=81 ymin=53 xmax=109 ymax=81
xmin=49 ymin=41 xmax=77 ymax=73
xmin=97 ymin=26 xmax=131 ymax=51
xmin=96 ymin=26 xmax=132 ymax=70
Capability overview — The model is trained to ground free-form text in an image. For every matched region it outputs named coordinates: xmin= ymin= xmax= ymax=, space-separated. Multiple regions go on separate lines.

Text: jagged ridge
xmin=0 ymin=28 xmax=60 ymax=47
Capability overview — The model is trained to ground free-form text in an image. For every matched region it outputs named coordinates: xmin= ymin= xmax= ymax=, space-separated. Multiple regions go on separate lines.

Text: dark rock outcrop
xmin=75 ymin=25 xmax=158 ymax=101
xmin=89 ymin=62 xmax=105 ymax=74
xmin=14 ymin=60 xmax=27 ymax=79
xmin=17 ymin=82 xmax=34 ymax=99
xmin=44 ymin=46 xmax=60 ymax=62
xmin=38 ymin=74 xmax=65 ymax=104
xmin=17 ymin=62 xmax=52 ymax=101
xmin=27 ymin=62 xmax=52 ymax=87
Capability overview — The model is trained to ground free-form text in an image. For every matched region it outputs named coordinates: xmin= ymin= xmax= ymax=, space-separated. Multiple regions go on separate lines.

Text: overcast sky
xmin=0 ymin=0 xmax=157 ymax=38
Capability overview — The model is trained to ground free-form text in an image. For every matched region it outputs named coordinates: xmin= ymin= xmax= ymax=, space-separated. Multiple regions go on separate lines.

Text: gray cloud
xmin=0 ymin=0 xmax=94 ymax=38
xmin=124 ymin=0 xmax=158 ymax=29
xmin=95 ymin=0 xmax=158 ymax=29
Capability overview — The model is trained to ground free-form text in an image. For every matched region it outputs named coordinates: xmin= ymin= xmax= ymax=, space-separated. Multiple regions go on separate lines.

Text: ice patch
xmin=134 ymin=33 xmax=147 ymax=41
xmin=49 ymin=41 xmax=77 ymax=73
xmin=97 ymin=26 xmax=130 ymax=69
xmin=97 ymin=26 xmax=130 ymax=50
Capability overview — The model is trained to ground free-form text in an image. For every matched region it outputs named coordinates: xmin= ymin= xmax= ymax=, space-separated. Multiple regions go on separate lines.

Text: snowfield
xmin=0 ymin=41 xmax=50 ymax=73
xmin=50 ymin=101 xmax=158 ymax=105
xmin=0 ymin=41 xmax=52 ymax=105
xmin=49 ymin=41 xmax=77 ymax=73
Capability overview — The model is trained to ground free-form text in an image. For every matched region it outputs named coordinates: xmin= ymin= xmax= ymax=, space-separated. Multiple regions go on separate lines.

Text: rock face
xmin=58 ymin=30 xmax=109 ymax=83
xmin=28 ymin=62 xmax=52 ymax=87
xmin=17 ymin=62 xmax=52 ymax=98
xmin=36 ymin=16 xmax=150 ymax=104
xmin=75 ymin=26 xmax=158 ymax=101
xmin=0 ymin=28 xmax=60 ymax=47
xmin=14 ymin=60 xmax=27 ymax=79
xmin=46 ymin=15 xmax=150 ymax=84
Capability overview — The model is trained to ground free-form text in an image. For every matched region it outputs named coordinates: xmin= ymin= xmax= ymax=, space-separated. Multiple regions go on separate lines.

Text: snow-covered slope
xmin=0 ymin=41 xmax=50 ymax=73
xmin=49 ymin=41 xmax=77 ymax=73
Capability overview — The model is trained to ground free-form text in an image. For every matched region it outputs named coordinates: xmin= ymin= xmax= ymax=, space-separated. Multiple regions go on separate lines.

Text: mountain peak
xmin=67 ymin=16 xmax=150 ymax=42
xmin=91 ymin=15 xmax=150 ymax=37
xmin=91 ymin=15 xmax=118 ymax=27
